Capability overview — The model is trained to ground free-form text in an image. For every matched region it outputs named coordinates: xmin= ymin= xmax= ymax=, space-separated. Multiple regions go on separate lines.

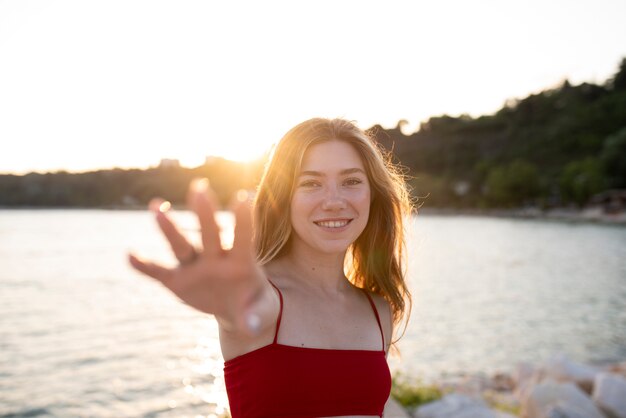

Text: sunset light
xmin=1 ymin=0 xmax=625 ymax=175
xmin=2 ymin=2 xmax=626 ymax=417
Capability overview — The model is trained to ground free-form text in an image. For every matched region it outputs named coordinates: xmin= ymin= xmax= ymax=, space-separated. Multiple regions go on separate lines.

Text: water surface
xmin=1 ymin=210 xmax=624 ymax=417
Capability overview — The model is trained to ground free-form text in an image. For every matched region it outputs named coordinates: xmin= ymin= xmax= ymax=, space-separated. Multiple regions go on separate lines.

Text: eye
xmin=299 ymin=180 xmax=321 ymax=188
xmin=343 ymin=178 xmax=363 ymax=186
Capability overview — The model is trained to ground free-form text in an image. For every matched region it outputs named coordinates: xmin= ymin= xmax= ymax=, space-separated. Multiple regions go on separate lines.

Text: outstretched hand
xmin=128 ymin=179 xmax=270 ymax=335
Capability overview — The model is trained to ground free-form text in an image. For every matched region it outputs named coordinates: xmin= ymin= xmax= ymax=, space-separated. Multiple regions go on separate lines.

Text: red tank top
xmin=224 ymin=281 xmax=391 ymax=418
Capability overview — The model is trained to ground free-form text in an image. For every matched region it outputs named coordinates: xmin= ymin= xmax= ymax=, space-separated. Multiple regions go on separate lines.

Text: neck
xmin=271 ymin=243 xmax=352 ymax=294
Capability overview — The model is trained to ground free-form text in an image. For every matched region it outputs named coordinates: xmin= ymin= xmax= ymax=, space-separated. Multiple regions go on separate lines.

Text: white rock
xmin=515 ymin=368 xmax=546 ymax=403
xmin=544 ymin=402 xmax=595 ymax=418
xmin=414 ymin=393 xmax=483 ymax=417
xmin=413 ymin=393 xmax=508 ymax=418
xmin=544 ymin=353 xmax=601 ymax=391
xmin=522 ymin=379 xmax=607 ymax=418
xmin=592 ymin=372 xmax=626 ymax=418
xmin=441 ymin=374 xmax=492 ymax=397
xmin=385 ymin=398 xmax=411 ymax=418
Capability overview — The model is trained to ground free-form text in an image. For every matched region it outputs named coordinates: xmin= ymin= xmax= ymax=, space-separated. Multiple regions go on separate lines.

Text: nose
xmin=321 ymin=186 xmax=347 ymax=211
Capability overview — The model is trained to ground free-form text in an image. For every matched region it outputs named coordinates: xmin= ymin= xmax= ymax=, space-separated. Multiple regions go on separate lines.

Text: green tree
xmin=559 ymin=158 xmax=606 ymax=206
xmin=609 ymin=57 xmax=626 ymax=91
xmin=485 ymin=160 xmax=541 ymax=207
xmin=600 ymin=128 xmax=626 ymax=188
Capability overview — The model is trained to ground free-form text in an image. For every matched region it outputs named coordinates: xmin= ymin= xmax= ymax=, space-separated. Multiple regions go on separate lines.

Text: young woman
xmin=129 ymin=118 xmax=413 ymax=417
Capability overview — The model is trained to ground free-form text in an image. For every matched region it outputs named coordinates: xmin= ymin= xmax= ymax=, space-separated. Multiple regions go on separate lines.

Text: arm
xmin=128 ymin=179 xmax=279 ymax=339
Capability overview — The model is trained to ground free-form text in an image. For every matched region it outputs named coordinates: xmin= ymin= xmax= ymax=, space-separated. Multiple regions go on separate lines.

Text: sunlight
xmin=211 ymin=139 xmax=270 ymax=163
xmin=1 ymin=0 xmax=625 ymax=175
xmin=159 ymin=150 xmax=259 ymax=175
xmin=162 ymin=121 xmax=287 ymax=170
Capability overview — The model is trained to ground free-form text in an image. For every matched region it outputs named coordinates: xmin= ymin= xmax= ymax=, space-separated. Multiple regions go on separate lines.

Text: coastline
xmin=417 ymin=206 xmax=626 ymax=226
xmin=3 ymin=205 xmax=626 ymax=226
xmin=390 ymin=354 xmax=626 ymax=417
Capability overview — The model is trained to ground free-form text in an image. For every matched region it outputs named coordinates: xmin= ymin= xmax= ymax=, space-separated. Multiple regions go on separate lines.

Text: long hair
xmin=253 ymin=118 xmax=412 ymax=334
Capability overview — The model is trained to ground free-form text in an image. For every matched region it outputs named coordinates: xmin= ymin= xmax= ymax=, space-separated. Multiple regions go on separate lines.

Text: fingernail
xmin=246 ymin=313 xmax=261 ymax=334
xmin=158 ymin=201 xmax=171 ymax=213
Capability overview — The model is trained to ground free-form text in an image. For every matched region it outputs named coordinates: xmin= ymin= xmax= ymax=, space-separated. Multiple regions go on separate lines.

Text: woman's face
xmin=289 ymin=140 xmax=371 ymax=256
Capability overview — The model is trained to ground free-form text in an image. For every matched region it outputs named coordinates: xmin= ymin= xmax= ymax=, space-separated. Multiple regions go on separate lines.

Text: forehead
xmin=300 ymin=140 xmax=365 ymax=172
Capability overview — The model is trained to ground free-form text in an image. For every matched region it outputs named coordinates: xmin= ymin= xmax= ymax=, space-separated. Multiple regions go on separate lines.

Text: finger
xmin=188 ymin=178 xmax=222 ymax=256
xmin=128 ymin=253 xmax=174 ymax=284
xmin=231 ymin=189 xmax=255 ymax=257
xmin=149 ymin=198 xmax=197 ymax=263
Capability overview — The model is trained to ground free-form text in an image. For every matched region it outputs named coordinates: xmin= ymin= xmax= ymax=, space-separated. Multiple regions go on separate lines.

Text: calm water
xmin=1 ymin=210 xmax=625 ymax=417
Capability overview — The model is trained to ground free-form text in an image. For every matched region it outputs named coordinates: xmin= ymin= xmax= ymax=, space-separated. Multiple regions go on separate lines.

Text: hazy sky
xmin=1 ymin=0 xmax=625 ymax=174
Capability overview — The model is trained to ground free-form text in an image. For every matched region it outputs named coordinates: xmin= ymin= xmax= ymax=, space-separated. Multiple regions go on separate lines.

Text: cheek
xmin=290 ymin=193 xmax=314 ymax=215
xmin=353 ymin=188 xmax=371 ymax=211
xmin=289 ymin=193 xmax=313 ymax=230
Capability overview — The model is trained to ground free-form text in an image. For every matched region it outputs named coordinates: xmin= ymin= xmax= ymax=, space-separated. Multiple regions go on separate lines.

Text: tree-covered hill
xmin=1 ymin=58 xmax=625 ymax=209
xmin=369 ymin=58 xmax=626 ymax=209
xmin=0 ymin=158 xmax=265 ymax=208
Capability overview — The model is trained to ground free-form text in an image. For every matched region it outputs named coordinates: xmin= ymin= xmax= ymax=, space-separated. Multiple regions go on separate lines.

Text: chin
xmin=316 ymin=240 xmax=354 ymax=255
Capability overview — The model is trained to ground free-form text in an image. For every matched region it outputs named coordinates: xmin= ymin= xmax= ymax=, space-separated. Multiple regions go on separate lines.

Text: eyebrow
xmin=298 ymin=168 xmax=366 ymax=177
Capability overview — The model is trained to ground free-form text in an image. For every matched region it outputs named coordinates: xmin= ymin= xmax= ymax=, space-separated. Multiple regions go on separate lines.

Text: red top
xmin=224 ymin=281 xmax=392 ymax=418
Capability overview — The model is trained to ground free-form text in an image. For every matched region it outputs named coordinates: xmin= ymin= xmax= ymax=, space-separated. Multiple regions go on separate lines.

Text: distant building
xmin=159 ymin=158 xmax=180 ymax=169
xmin=589 ymin=189 xmax=626 ymax=214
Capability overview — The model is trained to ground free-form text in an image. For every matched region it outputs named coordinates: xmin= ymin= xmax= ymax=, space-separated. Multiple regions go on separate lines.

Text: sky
xmin=1 ymin=0 xmax=625 ymax=174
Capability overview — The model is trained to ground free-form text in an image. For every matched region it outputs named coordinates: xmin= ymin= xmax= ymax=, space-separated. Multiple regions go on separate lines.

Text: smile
xmin=314 ymin=219 xmax=352 ymax=228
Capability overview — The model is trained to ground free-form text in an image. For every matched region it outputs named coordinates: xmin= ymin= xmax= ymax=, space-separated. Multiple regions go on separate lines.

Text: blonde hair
xmin=254 ymin=118 xmax=412 ymax=332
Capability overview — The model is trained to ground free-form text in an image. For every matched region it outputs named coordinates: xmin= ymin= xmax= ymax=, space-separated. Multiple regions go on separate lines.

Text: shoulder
xmin=368 ymin=292 xmax=393 ymax=352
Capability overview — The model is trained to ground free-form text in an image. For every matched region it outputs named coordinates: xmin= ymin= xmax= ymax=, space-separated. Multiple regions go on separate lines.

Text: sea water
xmin=1 ymin=210 xmax=625 ymax=417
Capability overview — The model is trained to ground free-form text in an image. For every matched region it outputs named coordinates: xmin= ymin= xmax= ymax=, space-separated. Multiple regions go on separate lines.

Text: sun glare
xmin=175 ymin=136 xmax=273 ymax=170
xmin=212 ymin=142 xmax=269 ymax=163
xmin=161 ymin=125 xmax=281 ymax=171
xmin=1 ymin=1 xmax=625 ymax=175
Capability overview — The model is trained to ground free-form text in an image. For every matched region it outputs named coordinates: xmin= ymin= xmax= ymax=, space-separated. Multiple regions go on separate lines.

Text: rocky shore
xmin=417 ymin=207 xmax=626 ymax=225
xmin=388 ymin=354 xmax=626 ymax=418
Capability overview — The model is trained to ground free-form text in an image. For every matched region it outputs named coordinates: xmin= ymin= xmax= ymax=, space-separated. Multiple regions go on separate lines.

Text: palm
xmin=167 ymin=253 xmax=261 ymax=318
xmin=128 ymin=180 xmax=265 ymax=329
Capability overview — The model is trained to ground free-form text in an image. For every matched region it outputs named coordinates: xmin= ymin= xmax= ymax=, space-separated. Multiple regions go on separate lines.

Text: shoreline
xmin=390 ymin=354 xmax=626 ymax=417
xmin=417 ymin=206 xmax=626 ymax=226
xmin=2 ymin=205 xmax=626 ymax=225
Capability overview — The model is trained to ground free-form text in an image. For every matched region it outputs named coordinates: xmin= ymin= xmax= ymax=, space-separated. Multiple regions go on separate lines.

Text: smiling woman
xmin=129 ymin=117 xmax=413 ymax=417
xmin=290 ymin=141 xmax=372 ymax=255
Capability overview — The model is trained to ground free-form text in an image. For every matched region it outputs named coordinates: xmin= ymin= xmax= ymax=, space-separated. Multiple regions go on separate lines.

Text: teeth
xmin=317 ymin=220 xmax=349 ymax=228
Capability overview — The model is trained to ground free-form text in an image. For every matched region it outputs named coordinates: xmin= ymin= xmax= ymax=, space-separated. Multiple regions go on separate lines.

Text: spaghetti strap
xmin=362 ymin=290 xmax=385 ymax=351
xmin=267 ymin=279 xmax=283 ymax=344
